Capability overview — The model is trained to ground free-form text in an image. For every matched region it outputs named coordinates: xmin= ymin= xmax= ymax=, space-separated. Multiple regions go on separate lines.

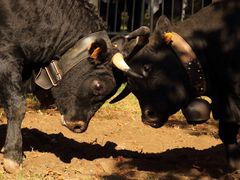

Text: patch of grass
xmin=0 ymin=173 xmax=3 ymax=180
xmin=26 ymin=93 xmax=41 ymax=110
xmin=16 ymin=171 xmax=25 ymax=180
xmin=31 ymin=173 xmax=46 ymax=180
xmin=102 ymin=84 xmax=140 ymax=112
xmin=26 ymin=93 xmax=39 ymax=103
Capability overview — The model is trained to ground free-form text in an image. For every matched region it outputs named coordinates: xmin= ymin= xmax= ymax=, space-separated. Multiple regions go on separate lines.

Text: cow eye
xmin=142 ymin=64 xmax=152 ymax=77
xmin=92 ymin=80 xmax=104 ymax=95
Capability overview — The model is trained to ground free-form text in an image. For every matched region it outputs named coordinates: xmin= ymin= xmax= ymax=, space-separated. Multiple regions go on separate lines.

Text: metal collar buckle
xmin=35 ymin=60 xmax=63 ymax=90
xmin=44 ymin=60 xmax=62 ymax=86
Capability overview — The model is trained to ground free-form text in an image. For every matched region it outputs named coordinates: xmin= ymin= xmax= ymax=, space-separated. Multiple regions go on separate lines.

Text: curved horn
xmin=109 ymin=85 xmax=131 ymax=104
xmin=112 ymin=53 xmax=143 ymax=79
xmin=123 ymin=26 xmax=150 ymax=60
xmin=125 ymin=26 xmax=150 ymax=39
xmin=125 ymin=26 xmax=150 ymax=47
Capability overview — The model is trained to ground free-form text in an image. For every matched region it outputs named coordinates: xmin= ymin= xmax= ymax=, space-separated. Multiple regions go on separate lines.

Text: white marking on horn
xmin=135 ymin=36 xmax=140 ymax=45
xmin=60 ymin=115 xmax=67 ymax=126
xmin=111 ymin=53 xmax=130 ymax=72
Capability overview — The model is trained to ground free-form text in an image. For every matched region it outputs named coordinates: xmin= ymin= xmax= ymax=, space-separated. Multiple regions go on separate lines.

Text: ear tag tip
xmin=163 ymin=32 xmax=173 ymax=45
xmin=90 ymin=47 xmax=101 ymax=60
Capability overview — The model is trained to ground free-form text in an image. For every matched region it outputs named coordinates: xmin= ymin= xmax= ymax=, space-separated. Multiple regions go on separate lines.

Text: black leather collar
xmin=182 ymin=58 xmax=207 ymax=96
xmin=35 ymin=31 xmax=111 ymax=90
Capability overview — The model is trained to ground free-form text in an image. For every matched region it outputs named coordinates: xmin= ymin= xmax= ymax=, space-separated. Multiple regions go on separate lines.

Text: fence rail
xmin=90 ymin=0 xmax=212 ymax=35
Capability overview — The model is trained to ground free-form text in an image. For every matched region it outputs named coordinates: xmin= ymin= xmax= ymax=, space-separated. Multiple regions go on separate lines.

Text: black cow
xmin=113 ymin=0 xmax=240 ymax=170
xmin=0 ymin=0 xmax=141 ymax=173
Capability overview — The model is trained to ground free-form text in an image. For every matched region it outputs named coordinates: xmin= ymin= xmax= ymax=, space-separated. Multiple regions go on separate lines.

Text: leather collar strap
xmin=35 ymin=31 xmax=112 ymax=90
xmin=163 ymin=32 xmax=207 ymax=96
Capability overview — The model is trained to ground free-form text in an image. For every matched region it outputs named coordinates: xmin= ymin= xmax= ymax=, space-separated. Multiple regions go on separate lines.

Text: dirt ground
xmin=0 ymin=94 xmax=239 ymax=180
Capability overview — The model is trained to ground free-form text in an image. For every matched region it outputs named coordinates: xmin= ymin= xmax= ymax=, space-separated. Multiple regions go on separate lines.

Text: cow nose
xmin=61 ymin=117 xmax=88 ymax=133
xmin=72 ymin=121 xmax=87 ymax=133
xmin=142 ymin=107 xmax=168 ymax=128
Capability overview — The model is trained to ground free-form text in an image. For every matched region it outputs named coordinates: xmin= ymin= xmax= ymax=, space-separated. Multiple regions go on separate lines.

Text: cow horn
xmin=125 ymin=26 xmax=150 ymax=48
xmin=112 ymin=52 xmax=143 ymax=78
xmin=109 ymin=85 xmax=131 ymax=104
xmin=125 ymin=26 xmax=150 ymax=40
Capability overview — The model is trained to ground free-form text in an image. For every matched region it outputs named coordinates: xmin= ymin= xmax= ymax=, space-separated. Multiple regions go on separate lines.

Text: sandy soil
xmin=0 ymin=94 xmax=239 ymax=180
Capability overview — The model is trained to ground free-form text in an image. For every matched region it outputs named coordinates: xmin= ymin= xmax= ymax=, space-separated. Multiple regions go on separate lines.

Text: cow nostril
xmin=145 ymin=108 xmax=155 ymax=118
xmin=63 ymin=120 xmax=88 ymax=133
xmin=73 ymin=125 xmax=83 ymax=133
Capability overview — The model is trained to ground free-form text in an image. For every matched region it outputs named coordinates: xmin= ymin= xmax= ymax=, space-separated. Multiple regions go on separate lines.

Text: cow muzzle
xmin=61 ymin=116 xmax=88 ymax=133
xmin=142 ymin=107 xmax=168 ymax=128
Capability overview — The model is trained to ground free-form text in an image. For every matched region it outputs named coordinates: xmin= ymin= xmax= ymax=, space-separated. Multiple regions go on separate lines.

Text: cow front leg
xmin=219 ymin=120 xmax=240 ymax=170
xmin=3 ymin=101 xmax=25 ymax=174
xmin=0 ymin=59 xmax=26 ymax=173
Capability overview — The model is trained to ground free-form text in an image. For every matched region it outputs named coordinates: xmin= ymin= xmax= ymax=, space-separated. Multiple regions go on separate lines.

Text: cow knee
xmin=5 ymin=100 xmax=26 ymax=124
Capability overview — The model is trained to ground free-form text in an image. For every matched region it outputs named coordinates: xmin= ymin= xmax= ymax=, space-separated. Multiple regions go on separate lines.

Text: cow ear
xmin=154 ymin=15 xmax=172 ymax=36
xmin=111 ymin=26 xmax=150 ymax=60
xmin=111 ymin=35 xmax=127 ymax=52
xmin=89 ymin=38 xmax=107 ymax=64
xmin=111 ymin=35 xmax=137 ymax=59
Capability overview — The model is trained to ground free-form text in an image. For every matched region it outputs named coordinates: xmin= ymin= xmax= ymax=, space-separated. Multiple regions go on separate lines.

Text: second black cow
xmin=114 ymin=0 xmax=240 ymax=169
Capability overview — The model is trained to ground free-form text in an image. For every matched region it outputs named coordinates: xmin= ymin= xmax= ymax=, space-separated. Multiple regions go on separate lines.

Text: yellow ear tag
xmin=163 ymin=32 xmax=173 ymax=45
xmin=90 ymin=47 xmax=101 ymax=59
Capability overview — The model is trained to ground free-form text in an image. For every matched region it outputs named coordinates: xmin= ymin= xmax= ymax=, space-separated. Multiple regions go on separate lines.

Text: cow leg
xmin=219 ymin=120 xmax=240 ymax=170
xmin=0 ymin=59 xmax=26 ymax=173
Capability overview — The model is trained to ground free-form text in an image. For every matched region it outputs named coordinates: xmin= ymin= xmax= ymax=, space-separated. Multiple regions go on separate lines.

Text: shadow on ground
xmin=0 ymin=124 xmax=231 ymax=179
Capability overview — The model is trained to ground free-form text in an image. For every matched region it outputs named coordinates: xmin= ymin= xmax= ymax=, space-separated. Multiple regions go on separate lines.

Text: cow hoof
xmin=3 ymin=158 xmax=22 ymax=174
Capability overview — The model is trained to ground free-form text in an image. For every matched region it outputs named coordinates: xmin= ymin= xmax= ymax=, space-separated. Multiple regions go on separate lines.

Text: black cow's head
xmin=112 ymin=16 xmax=193 ymax=128
xmin=35 ymin=32 xmax=142 ymax=133
xmin=51 ymin=41 xmax=115 ymax=133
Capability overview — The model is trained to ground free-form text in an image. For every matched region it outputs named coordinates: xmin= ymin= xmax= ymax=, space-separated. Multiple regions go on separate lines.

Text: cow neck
xmin=163 ymin=32 xmax=207 ymax=96
xmin=34 ymin=31 xmax=112 ymax=90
